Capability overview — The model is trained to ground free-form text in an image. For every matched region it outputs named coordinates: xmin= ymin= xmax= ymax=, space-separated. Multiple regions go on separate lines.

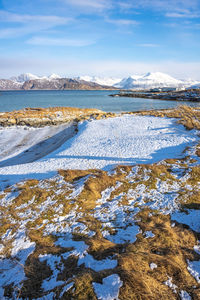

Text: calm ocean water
xmin=0 ymin=90 xmax=199 ymax=113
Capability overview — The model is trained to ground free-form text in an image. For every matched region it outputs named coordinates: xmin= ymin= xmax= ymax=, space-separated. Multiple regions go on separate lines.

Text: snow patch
xmin=180 ymin=290 xmax=191 ymax=300
xmin=93 ymin=274 xmax=123 ymax=300
xmin=187 ymin=260 xmax=200 ymax=283
xmin=164 ymin=276 xmax=177 ymax=293
xmin=78 ymin=254 xmax=117 ymax=271
xmin=150 ymin=263 xmax=157 ymax=270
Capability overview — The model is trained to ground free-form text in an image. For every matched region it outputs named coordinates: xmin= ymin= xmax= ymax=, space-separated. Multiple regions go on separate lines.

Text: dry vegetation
xmin=1 ymin=104 xmax=200 ymax=299
xmin=0 ymin=106 xmax=116 ymax=127
xmin=136 ymin=105 xmax=200 ymax=130
xmin=1 ymin=156 xmax=200 ymax=299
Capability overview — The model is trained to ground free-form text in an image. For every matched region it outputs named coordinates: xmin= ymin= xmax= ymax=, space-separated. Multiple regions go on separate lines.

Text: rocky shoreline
xmin=0 ymin=106 xmax=113 ymax=127
xmin=110 ymin=88 xmax=200 ymax=102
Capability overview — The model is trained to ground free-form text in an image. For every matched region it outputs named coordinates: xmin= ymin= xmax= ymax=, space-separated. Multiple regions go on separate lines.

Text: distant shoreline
xmin=0 ymin=88 xmax=119 ymax=92
xmin=110 ymin=89 xmax=200 ymax=102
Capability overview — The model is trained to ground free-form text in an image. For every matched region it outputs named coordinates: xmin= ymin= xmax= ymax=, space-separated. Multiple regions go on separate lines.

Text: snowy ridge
xmin=4 ymin=71 xmax=200 ymax=89
xmin=115 ymin=72 xmax=184 ymax=89
xmin=77 ymin=72 xmax=200 ymax=89
xmin=10 ymin=73 xmax=61 ymax=83
xmin=77 ymin=75 xmax=121 ymax=87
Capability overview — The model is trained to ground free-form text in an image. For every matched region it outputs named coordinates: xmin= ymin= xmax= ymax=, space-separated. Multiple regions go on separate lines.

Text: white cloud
xmin=27 ymin=37 xmax=95 ymax=47
xmin=0 ymin=10 xmax=72 ymax=38
xmin=138 ymin=43 xmax=159 ymax=47
xmin=118 ymin=0 xmax=200 ymax=15
xmin=0 ymin=10 xmax=71 ymax=24
xmin=105 ymin=18 xmax=139 ymax=26
xmin=61 ymin=0 xmax=111 ymax=12
xmin=166 ymin=12 xmax=199 ymax=18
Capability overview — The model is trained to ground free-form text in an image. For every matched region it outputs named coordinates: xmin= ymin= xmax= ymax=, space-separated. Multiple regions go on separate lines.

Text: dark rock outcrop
xmin=21 ymin=78 xmax=116 ymax=90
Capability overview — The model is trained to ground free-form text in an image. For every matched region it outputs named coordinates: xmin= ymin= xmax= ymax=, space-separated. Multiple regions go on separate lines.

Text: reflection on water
xmin=0 ymin=90 xmax=199 ymax=113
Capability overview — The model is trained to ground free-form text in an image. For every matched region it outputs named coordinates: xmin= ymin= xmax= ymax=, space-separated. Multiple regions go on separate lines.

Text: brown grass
xmin=137 ymin=105 xmax=200 ymax=130
xmin=118 ymin=208 xmax=199 ymax=300
xmin=0 ymin=106 xmax=107 ymax=126
xmin=1 ymin=104 xmax=200 ymax=298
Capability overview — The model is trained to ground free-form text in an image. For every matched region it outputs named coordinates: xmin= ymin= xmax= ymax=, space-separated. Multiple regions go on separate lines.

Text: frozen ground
xmin=0 ymin=122 xmax=76 ymax=165
xmin=0 ymin=115 xmax=198 ymax=189
xmin=0 ymin=114 xmax=200 ymax=299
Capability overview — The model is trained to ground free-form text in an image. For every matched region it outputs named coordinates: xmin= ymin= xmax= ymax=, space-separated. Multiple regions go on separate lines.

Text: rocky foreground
xmin=0 ymin=107 xmax=116 ymax=127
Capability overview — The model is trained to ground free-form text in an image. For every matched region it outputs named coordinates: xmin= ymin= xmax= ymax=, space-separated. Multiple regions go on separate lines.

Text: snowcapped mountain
xmin=48 ymin=73 xmax=61 ymax=80
xmin=10 ymin=73 xmax=41 ymax=83
xmin=0 ymin=79 xmax=22 ymax=90
xmin=77 ymin=76 xmax=121 ymax=87
xmin=10 ymin=73 xmax=61 ymax=83
xmin=2 ymin=72 xmax=200 ymax=90
xmin=77 ymin=72 xmax=200 ymax=90
xmin=115 ymin=72 xmax=184 ymax=90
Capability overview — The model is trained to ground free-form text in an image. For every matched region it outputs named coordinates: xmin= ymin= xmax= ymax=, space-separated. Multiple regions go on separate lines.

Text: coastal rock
xmin=0 ymin=107 xmax=105 ymax=127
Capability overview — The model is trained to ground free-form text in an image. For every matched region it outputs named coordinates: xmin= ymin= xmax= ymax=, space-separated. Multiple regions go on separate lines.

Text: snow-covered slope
xmin=115 ymin=72 xmax=184 ymax=90
xmin=0 ymin=115 xmax=197 ymax=186
xmin=10 ymin=73 xmax=41 ymax=83
xmin=48 ymin=73 xmax=61 ymax=80
xmin=5 ymin=72 xmax=200 ymax=89
xmin=10 ymin=73 xmax=61 ymax=83
xmin=0 ymin=79 xmax=22 ymax=90
xmin=77 ymin=76 xmax=121 ymax=87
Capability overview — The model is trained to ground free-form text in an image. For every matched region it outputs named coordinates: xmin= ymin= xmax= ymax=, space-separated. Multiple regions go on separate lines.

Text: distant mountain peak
xmin=115 ymin=72 xmax=184 ymax=89
xmin=48 ymin=73 xmax=61 ymax=80
xmin=10 ymin=73 xmax=62 ymax=83
xmin=2 ymin=71 xmax=199 ymax=90
xmin=10 ymin=73 xmax=40 ymax=83
xmin=77 ymin=75 xmax=121 ymax=87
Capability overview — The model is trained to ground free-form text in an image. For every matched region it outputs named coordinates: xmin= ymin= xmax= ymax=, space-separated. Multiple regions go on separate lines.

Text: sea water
xmin=0 ymin=90 xmax=199 ymax=112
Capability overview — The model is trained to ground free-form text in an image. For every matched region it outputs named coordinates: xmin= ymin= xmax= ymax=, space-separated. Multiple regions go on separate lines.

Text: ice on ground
xmin=144 ymin=231 xmax=155 ymax=238
xmin=0 ymin=115 xmax=198 ymax=189
xmin=0 ymin=123 xmax=74 ymax=162
xmin=94 ymin=192 xmax=140 ymax=244
xmin=187 ymin=260 xmax=200 ymax=283
xmin=60 ymin=282 xmax=74 ymax=298
xmin=78 ymin=254 xmax=117 ymax=271
xmin=164 ymin=276 xmax=177 ymax=293
xmin=105 ymin=224 xmax=140 ymax=244
xmin=39 ymin=254 xmax=65 ymax=291
xmin=11 ymin=231 xmax=35 ymax=264
xmin=93 ymin=274 xmax=123 ymax=300
xmin=150 ymin=263 xmax=157 ymax=270
xmin=0 ymin=235 xmax=35 ymax=299
xmin=194 ymin=244 xmax=200 ymax=255
xmin=180 ymin=290 xmax=191 ymax=300
xmin=55 ymin=238 xmax=88 ymax=257
xmin=171 ymin=210 xmax=200 ymax=232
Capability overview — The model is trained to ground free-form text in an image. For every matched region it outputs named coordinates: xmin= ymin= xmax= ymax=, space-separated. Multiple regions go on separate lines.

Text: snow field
xmin=0 ymin=115 xmax=198 ymax=189
xmin=0 ymin=114 xmax=200 ymax=299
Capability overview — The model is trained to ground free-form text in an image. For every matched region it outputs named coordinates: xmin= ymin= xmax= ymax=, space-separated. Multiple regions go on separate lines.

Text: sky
xmin=0 ymin=0 xmax=200 ymax=79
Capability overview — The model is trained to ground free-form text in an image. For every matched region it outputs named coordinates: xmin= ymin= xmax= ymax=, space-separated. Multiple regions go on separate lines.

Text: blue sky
xmin=0 ymin=0 xmax=200 ymax=79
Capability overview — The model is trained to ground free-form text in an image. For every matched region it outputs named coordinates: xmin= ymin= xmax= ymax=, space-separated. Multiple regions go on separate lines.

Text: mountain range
xmin=0 ymin=72 xmax=199 ymax=90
